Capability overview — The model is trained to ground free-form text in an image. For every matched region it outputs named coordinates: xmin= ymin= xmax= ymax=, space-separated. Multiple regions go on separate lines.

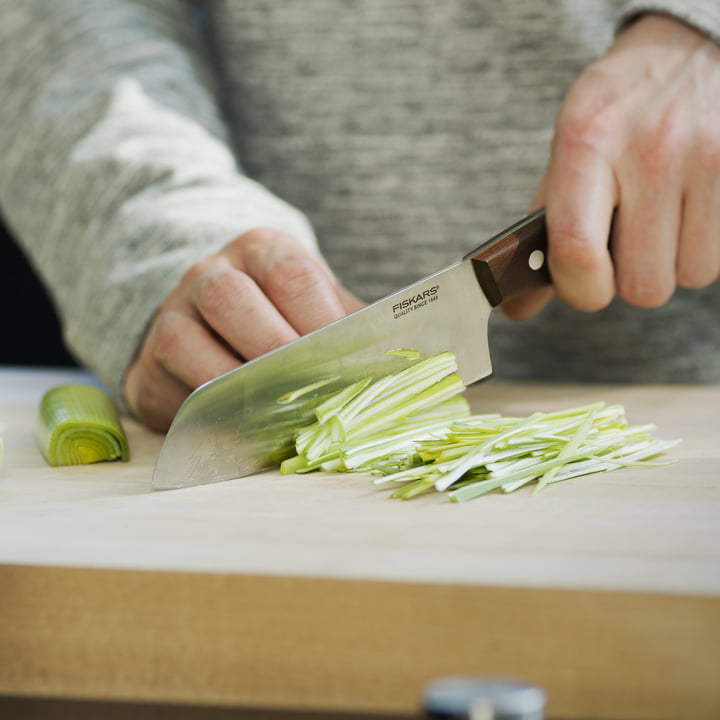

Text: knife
xmin=152 ymin=208 xmax=550 ymax=490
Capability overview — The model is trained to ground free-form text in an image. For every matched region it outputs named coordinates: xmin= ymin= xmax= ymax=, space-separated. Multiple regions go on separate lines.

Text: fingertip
xmin=124 ymin=360 xmax=190 ymax=432
xmin=556 ymin=285 xmax=615 ymax=312
xmin=123 ymin=363 xmax=142 ymax=420
xmin=338 ymin=286 xmax=367 ymax=314
xmin=616 ymin=272 xmax=675 ymax=308
xmin=677 ymin=263 xmax=718 ymax=290
xmin=676 ymin=182 xmax=720 ymax=290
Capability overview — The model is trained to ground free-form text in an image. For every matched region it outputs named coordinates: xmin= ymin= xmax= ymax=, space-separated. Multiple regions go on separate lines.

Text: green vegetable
xmin=281 ymin=353 xmax=679 ymax=502
xmin=386 ymin=348 xmax=422 ymax=360
xmin=37 ymin=384 xmax=129 ymax=466
xmin=281 ymin=352 xmax=470 ymax=474
xmin=384 ymin=404 xmax=679 ymax=503
xmin=276 ymin=376 xmax=340 ymax=405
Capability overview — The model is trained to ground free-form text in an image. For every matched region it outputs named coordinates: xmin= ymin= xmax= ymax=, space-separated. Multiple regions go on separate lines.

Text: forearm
xmin=0 ymin=0 xmax=316 ymax=401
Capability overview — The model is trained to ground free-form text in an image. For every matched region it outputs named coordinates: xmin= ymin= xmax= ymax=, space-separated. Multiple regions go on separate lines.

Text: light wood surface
xmin=1 ymin=368 xmax=719 ymax=719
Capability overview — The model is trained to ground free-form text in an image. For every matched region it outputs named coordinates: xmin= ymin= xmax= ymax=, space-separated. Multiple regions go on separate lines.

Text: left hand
xmin=504 ymin=13 xmax=720 ymax=320
xmin=124 ymin=228 xmax=363 ymax=431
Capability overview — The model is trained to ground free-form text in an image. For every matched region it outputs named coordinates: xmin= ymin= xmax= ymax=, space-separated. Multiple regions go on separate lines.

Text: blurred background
xmin=1 ymin=213 xmax=76 ymax=366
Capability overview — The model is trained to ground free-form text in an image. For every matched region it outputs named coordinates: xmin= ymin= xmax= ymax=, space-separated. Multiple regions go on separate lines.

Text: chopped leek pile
xmin=280 ymin=352 xmax=679 ymax=502
xmin=37 ymin=384 xmax=129 ymax=466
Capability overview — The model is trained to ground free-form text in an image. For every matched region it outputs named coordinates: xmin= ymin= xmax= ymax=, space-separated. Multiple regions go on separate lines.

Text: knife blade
xmin=152 ymin=208 xmax=550 ymax=489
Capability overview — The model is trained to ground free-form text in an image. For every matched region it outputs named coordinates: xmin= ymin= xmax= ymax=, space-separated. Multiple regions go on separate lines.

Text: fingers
xmin=537 ymin=14 xmax=720 ymax=315
xmin=543 ymin=84 xmax=618 ymax=312
xmin=124 ymin=346 xmax=192 ymax=432
xmin=611 ymin=104 xmax=686 ymax=307
xmin=188 ymin=229 xmax=353 ymax=359
xmin=189 ymin=259 xmax=300 ymax=361
xmin=151 ymin=310 xmax=241 ymax=386
xmin=677 ymin=131 xmax=720 ymax=289
xmin=236 ymin=229 xmax=351 ymax=333
xmin=124 ymin=310 xmax=243 ymax=430
xmin=549 ymin=92 xmax=717 ymax=309
xmin=337 ymin=284 xmax=367 ymax=314
xmin=124 ymin=228 xmax=360 ymax=430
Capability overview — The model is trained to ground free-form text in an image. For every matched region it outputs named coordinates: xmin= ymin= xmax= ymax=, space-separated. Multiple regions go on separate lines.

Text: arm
xmin=0 ymin=1 xmax=358 ymax=429
xmin=504 ymin=6 xmax=720 ymax=320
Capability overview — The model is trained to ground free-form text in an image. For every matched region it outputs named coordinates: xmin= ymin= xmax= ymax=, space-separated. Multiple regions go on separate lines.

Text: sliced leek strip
xmin=280 ymin=351 xmax=679 ymax=502
xmin=37 ymin=384 xmax=129 ymax=466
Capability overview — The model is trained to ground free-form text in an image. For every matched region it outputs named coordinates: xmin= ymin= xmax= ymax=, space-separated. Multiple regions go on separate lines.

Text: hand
xmin=504 ymin=13 xmax=720 ymax=320
xmin=124 ymin=228 xmax=364 ymax=430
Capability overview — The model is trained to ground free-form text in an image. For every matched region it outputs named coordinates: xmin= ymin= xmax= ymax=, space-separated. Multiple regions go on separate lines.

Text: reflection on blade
xmin=152 ymin=260 xmax=493 ymax=489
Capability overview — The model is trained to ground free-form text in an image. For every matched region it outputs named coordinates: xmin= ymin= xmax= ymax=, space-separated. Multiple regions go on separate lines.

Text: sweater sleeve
xmin=0 ymin=0 xmax=317 ymax=402
xmin=617 ymin=0 xmax=720 ymax=42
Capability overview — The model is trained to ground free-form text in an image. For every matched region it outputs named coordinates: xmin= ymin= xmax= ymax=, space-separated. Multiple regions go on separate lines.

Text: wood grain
xmin=1 ymin=369 xmax=719 ymax=719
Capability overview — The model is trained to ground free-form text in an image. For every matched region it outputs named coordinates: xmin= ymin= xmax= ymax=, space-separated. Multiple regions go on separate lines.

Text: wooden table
xmin=1 ymin=368 xmax=718 ymax=720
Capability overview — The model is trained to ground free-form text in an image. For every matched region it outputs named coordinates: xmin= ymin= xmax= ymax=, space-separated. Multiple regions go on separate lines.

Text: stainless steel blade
xmin=152 ymin=259 xmax=493 ymax=489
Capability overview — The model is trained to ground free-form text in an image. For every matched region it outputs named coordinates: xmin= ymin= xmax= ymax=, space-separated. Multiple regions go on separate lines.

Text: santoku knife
xmin=153 ymin=208 xmax=550 ymax=489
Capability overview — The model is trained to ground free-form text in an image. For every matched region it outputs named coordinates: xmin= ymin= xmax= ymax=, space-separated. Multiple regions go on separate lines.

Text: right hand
xmin=502 ymin=13 xmax=720 ymax=321
xmin=123 ymin=228 xmax=364 ymax=431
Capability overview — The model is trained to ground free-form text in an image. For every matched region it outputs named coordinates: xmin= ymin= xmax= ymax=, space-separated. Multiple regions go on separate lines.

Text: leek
xmin=281 ymin=352 xmax=679 ymax=502
xmin=37 ymin=384 xmax=130 ymax=466
xmin=281 ymin=352 xmax=470 ymax=474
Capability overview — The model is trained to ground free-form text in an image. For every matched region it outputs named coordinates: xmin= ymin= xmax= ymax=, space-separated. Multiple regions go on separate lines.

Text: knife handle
xmin=466 ymin=208 xmax=550 ymax=307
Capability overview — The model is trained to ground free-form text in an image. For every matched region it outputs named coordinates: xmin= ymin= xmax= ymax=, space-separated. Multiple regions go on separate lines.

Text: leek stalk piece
xmin=37 ymin=384 xmax=130 ymax=466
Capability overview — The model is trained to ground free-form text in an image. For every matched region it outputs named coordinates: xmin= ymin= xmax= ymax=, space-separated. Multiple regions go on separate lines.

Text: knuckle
xmin=151 ymin=312 xmax=186 ymax=364
xmin=554 ymin=72 xmax=619 ymax=152
xmin=181 ymin=256 xmax=216 ymax=286
xmin=196 ymin=268 xmax=250 ymax=318
xmin=254 ymin=331 xmax=293 ymax=358
xmin=550 ymin=223 xmax=607 ymax=274
xmin=264 ymin=256 xmax=327 ymax=303
xmin=635 ymin=123 xmax=682 ymax=184
xmin=694 ymin=127 xmax=720 ymax=174
xmin=555 ymin=107 xmax=609 ymax=153
xmin=233 ymin=227 xmax=285 ymax=255
xmin=238 ymin=227 xmax=282 ymax=245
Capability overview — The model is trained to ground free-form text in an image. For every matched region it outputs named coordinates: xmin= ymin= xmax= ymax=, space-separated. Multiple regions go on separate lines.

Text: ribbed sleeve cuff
xmin=617 ymin=1 xmax=720 ymax=43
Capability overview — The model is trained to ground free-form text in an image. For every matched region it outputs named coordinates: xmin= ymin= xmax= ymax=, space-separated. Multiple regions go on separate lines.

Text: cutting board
xmin=0 ymin=368 xmax=719 ymax=719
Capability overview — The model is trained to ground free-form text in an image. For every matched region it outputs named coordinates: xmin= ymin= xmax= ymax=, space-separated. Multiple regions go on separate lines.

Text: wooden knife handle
xmin=465 ymin=208 xmax=550 ymax=307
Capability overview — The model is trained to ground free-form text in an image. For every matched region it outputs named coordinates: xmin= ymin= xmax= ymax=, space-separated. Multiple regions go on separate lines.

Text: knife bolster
xmin=468 ymin=209 xmax=551 ymax=306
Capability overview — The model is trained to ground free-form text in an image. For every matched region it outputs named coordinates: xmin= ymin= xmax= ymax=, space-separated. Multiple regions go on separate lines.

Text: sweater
xmin=1 ymin=0 xmax=719 ymax=401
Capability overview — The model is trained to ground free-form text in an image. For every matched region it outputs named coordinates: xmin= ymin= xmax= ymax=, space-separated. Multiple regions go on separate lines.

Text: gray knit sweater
xmin=1 ymin=0 xmax=719 ymax=401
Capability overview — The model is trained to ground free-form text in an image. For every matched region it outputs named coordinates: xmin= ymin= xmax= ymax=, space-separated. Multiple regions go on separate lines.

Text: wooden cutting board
xmin=0 ymin=368 xmax=719 ymax=719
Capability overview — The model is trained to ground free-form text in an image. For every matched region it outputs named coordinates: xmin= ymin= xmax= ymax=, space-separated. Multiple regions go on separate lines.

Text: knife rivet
xmin=528 ymin=249 xmax=545 ymax=271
